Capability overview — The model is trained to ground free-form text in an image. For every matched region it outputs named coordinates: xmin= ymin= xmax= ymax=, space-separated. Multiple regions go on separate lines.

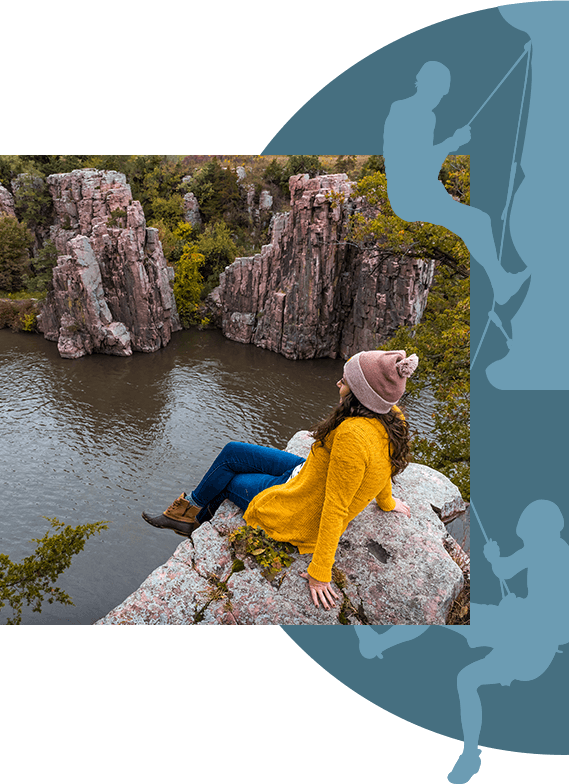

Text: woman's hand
xmin=300 ymin=572 xmax=340 ymax=610
xmin=391 ymin=497 xmax=411 ymax=517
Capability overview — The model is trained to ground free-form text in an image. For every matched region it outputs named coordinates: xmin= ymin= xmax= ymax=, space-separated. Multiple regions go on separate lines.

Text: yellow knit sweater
xmin=243 ymin=416 xmax=397 ymax=583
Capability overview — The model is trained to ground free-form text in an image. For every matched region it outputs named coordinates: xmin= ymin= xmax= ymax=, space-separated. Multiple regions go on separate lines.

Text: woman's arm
xmin=307 ymin=426 xmax=370 ymax=584
xmin=376 ymin=476 xmax=397 ymax=511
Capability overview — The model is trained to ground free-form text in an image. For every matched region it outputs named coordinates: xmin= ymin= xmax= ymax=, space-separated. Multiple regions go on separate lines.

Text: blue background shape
xmin=264 ymin=4 xmax=569 ymax=755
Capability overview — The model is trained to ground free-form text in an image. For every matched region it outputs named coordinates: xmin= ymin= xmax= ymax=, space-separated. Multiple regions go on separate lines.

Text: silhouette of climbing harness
xmin=470 ymin=42 xmax=532 ymax=370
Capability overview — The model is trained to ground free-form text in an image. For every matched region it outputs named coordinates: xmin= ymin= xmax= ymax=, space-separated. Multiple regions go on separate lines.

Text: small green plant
xmin=19 ymin=312 xmax=37 ymax=332
xmin=228 ymin=525 xmax=296 ymax=580
xmin=200 ymin=572 xmax=231 ymax=604
xmin=107 ymin=208 xmax=127 ymax=227
xmin=331 ymin=566 xmax=369 ymax=625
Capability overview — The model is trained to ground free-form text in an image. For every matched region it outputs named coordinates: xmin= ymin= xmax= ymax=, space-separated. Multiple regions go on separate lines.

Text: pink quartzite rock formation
xmin=37 ymin=169 xmax=180 ymax=359
xmin=212 ymin=173 xmax=435 ymax=360
xmin=0 ymin=185 xmax=16 ymax=217
xmin=97 ymin=431 xmax=468 ymax=626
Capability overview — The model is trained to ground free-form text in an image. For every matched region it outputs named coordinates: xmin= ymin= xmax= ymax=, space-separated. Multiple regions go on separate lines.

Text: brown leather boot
xmin=142 ymin=493 xmax=203 ymax=537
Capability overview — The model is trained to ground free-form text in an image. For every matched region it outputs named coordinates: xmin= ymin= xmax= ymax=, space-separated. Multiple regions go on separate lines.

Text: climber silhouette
xmin=355 ymin=500 xmax=569 ymax=784
xmin=383 ymin=60 xmax=529 ymax=305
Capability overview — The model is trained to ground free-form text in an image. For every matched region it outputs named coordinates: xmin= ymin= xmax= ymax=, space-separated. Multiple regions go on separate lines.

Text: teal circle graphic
xmin=264 ymin=4 xmax=569 ymax=756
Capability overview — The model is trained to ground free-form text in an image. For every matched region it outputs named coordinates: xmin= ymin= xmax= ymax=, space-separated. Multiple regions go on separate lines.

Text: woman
xmin=142 ymin=349 xmax=417 ymax=610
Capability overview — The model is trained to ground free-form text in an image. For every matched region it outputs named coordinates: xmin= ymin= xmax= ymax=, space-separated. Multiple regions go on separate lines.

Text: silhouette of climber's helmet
xmin=415 ymin=61 xmax=451 ymax=105
xmin=516 ymin=500 xmax=564 ymax=543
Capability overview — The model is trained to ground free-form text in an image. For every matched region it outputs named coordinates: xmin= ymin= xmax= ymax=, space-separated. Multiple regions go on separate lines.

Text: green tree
xmin=173 ymin=245 xmax=205 ymax=327
xmin=192 ymin=220 xmax=238 ymax=295
xmin=154 ymin=219 xmax=196 ymax=265
xmin=284 ymin=155 xmax=323 ymax=179
xmin=0 ymin=216 xmax=33 ymax=292
xmin=263 ymin=155 xmax=324 ymax=200
xmin=16 ymin=155 xmax=92 ymax=177
xmin=187 ymin=159 xmax=243 ymax=225
xmin=135 ymin=157 xmax=190 ymax=225
xmin=350 ymin=156 xmax=470 ymax=276
xmin=25 ymin=238 xmax=59 ymax=293
xmin=0 ymin=518 xmax=108 ymax=624
xmin=150 ymin=193 xmax=185 ymax=230
xmin=263 ymin=158 xmax=286 ymax=188
xmin=86 ymin=154 xmax=130 ymax=168
xmin=12 ymin=174 xmax=54 ymax=237
xmin=334 ymin=155 xmax=357 ymax=174
xmin=358 ymin=154 xmax=385 ymax=179
xmin=0 ymin=155 xmax=29 ymax=187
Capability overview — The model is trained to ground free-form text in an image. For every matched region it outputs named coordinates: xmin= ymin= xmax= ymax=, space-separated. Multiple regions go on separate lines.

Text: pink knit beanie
xmin=343 ymin=350 xmax=419 ymax=413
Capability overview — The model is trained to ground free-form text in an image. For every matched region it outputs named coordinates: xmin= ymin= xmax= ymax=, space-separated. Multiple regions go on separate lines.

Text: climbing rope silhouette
xmin=470 ymin=500 xmax=510 ymax=599
xmin=470 ymin=42 xmax=532 ymax=371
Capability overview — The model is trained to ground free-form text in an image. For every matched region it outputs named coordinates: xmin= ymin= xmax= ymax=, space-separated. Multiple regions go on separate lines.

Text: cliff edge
xmin=97 ymin=431 xmax=468 ymax=626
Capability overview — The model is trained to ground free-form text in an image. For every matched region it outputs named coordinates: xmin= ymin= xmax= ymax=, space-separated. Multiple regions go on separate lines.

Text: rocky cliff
xmin=0 ymin=185 xmax=16 ymax=217
xmin=97 ymin=431 xmax=468 ymax=626
xmin=14 ymin=167 xmax=433 ymax=361
xmin=211 ymin=173 xmax=435 ymax=360
xmin=37 ymin=169 xmax=180 ymax=359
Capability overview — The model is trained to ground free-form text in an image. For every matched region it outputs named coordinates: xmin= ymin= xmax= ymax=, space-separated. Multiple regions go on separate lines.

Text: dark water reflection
xmin=0 ymin=328 xmax=441 ymax=625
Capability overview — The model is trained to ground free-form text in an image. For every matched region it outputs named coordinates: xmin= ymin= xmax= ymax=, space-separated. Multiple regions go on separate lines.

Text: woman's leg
xmin=191 ymin=442 xmax=305 ymax=522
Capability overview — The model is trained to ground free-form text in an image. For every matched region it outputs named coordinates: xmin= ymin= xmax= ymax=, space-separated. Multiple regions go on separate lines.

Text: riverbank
xmin=0 ymin=297 xmax=40 ymax=331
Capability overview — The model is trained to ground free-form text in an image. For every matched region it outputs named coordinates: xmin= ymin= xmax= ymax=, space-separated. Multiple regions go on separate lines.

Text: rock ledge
xmin=97 ymin=431 xmax=468 ymax=626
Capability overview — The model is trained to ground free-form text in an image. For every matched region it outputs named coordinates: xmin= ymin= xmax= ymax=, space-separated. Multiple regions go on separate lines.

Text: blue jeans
xmin=191 ymin=442 xmax=305 ymax=524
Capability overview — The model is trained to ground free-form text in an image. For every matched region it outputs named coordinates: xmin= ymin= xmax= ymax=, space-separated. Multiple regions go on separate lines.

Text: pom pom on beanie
xmin=396 ymin=353 xmax=419 ymax=378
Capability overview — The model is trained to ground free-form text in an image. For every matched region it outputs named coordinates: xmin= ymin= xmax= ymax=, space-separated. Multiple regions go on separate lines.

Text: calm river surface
xmin=0 ymin=328 xmax=453 ymax=625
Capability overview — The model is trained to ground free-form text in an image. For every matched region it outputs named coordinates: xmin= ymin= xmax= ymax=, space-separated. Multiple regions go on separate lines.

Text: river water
xmin=0 ymin=328 xmax=462 ymax=625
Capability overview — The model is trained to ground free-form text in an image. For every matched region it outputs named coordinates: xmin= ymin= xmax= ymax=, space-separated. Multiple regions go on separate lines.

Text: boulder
xmin=97 ymin=431 xmax=467 ymax=626
xmin=37 ymin=169 xmax=181 ymax=357
xmin=244 ymin=184 xmax=274 ymax=229
xmin=183 ymin=192 xmax=202 ymax=228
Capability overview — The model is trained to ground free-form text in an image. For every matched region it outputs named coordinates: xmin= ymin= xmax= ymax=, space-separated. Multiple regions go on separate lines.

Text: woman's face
xmin=337 ymin=377 xmax=350 ymax=401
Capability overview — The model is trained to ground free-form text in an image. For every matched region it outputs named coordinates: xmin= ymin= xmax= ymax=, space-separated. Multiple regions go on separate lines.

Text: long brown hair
xmin=311 ymin=390 xmax=411 ymax=478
